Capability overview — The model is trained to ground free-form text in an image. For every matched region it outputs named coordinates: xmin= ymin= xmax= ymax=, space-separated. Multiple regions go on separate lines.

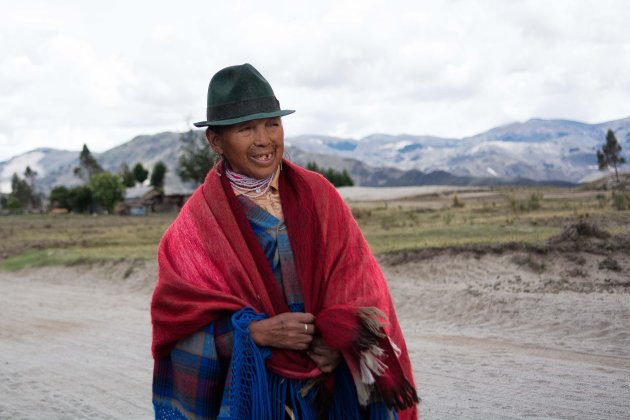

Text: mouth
xmin=251 ymin=151 xmax=275 ymax=163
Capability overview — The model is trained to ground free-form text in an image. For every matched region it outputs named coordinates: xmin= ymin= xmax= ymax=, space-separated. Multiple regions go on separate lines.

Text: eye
xmin=237 ymin=125 xmax=251 ymax=132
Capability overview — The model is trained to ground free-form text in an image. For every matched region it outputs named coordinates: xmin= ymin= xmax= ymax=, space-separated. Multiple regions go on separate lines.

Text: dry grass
xmin=351 ymin=187 xmax=630 ymax=254
xmin=1 ymin=186 xmax=629 ymax=270
xmin=0 ymin=213 xmax=174 ymax=270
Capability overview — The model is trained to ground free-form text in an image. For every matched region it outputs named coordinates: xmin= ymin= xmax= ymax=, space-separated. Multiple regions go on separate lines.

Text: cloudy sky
xmin=1 ymin=0 xmax=629 ymax=161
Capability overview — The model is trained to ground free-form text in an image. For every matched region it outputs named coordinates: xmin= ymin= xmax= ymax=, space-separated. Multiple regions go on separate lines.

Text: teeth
xmin=254 ymin=153 xmax=273 ymax=161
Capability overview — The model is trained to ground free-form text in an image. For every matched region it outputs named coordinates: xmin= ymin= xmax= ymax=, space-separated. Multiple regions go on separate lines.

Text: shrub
xmin=351 ymin=208 xmax=372 ymax=220
xmin=49 ymin=186 xmax=70 ymax=209
xmin=511 ymin=192 xmax=543 ymax=212
xmin=612 ymin=190 xmax=630 ymax=210
xmin=526 ymin=192 xmax=543 ymax=210
xmin=88 ymin=172 xmax=125 ymax=213
xmin=67 ymin=186 xmax=93 ymax=213
xmin=509 ymin=195 xmax=518 ymax=213
xmin=6 ymin=196 xmax=21 ymax=209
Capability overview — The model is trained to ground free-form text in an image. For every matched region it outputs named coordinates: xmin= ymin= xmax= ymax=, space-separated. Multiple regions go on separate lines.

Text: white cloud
xmin=1 ymin=0 xmax=630 ymax=161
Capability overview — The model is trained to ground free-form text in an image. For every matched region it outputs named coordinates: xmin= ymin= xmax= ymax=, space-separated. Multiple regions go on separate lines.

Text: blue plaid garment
xmin=153 ymin=318 xmax=234 ymax=419
xmin=153 ymin=197 xmax=396 ymax=419
xmin=237 ymin=195 xmax=305 ymax=312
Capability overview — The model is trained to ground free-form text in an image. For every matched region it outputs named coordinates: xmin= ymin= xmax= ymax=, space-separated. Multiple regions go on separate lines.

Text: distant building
xmin=117 ymin=186 xmax=161 ymax=216
xmin=116 ymin=186 xmax=191 ymax=215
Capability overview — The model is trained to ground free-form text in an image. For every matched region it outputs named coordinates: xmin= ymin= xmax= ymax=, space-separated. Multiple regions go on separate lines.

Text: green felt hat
xmin=193 ymin=63 xmax=295 ymax=127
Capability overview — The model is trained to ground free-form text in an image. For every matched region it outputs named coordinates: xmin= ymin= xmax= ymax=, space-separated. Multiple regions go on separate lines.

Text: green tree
xmin=24 ymin=166 xmax=38 ymax=187
xmin=150 ymin=161 xmax=168 ymax=189
xmin=6 ymin=196 xmax=21 ymax=210
xmin=67 ymin=186 xmax=93 ymax=213
xmin=10 ymin=173 xmax=39 ymax=210
xmin=9 ymin=173 xmax=25 ymax=210
xmin=133 ymin=162 xmax=149 ymax=185
xmin=74 ymin=144 xmax=104 ymax=181
xmin=597 ymin=129 xmax=626 ymax=182
xmin=49 ymin=186 xmax=70 ymax=209
xmin=88 ymin=172 xmax=125 ymax=213
xmin=119 ymin=163 xmax=136 ymax=187
xmin=132 ymin=162 xmax=149 ymax=184
xmin=176 ymin=130 xmax=216 ymax=186
xmin=305 ymin=161 xmax=354 ymax=187
xmin=340 ymin=169 xmax=353 ymax=186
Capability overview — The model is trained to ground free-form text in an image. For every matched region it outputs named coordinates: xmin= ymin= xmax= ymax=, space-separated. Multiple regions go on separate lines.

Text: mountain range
xmin=286 ymin=117 xmax=630 ymax=183
xmin=1 ymin=117 xmax=628 ymax=195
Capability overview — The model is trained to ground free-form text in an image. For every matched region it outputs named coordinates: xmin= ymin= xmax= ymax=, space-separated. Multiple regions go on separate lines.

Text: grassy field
xmin=0 ymin=213 xmax=174 ymax=271
xmin=354 ymin=187 xmax=630 ymax=253
xmin=1 ymin=186 xmax=629 ymax=271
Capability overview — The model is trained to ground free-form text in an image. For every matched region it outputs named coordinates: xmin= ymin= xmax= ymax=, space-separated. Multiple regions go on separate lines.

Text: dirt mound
xmin=545 ymin=220 xmax=630 ymax=253
xmin=547 ymin=220 xmax=611 ymax=245
xmin=379 ymin=242 xmax=543 ymax=266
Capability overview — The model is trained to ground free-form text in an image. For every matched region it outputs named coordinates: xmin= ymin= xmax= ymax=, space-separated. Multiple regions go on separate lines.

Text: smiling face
xmin=206 ymin=117 xmax=284 ymax=179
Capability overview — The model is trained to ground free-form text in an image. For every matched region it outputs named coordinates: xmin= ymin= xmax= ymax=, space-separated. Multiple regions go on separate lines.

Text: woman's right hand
xmin=249 ymin=312 xmax=316 ymax=350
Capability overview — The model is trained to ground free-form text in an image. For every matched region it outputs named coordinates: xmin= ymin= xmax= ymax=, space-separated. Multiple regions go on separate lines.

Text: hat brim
xmin=193 ymin=109 xmax=295 ymax=128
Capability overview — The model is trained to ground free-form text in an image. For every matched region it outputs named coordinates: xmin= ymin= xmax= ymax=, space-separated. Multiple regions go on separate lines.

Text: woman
xmin=151 ymin=63 xmax=418 ymax=419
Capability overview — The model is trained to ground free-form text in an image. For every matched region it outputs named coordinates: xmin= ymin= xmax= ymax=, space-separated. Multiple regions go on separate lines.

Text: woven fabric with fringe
xmin=151 ymin=160 xmax=418 ymax=418
xmin=153 ymin=308 xmax=397 ymax=419
xmin=152 ymin=198 xmax=397 ymax=419
xmin=218 ymin=307 xmax=271 ymax=419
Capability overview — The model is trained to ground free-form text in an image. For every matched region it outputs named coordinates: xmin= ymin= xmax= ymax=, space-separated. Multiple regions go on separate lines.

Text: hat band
xmin=207 ymin=96 xmax=280 ymax=122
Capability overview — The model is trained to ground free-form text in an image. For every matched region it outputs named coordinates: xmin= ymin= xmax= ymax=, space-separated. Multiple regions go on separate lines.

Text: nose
xmin=252 ymin=123 xmax=271 ymax=146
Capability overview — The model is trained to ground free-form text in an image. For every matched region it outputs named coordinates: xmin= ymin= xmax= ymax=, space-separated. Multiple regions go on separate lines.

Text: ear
xmin=205 ymin=128 xmax=223 ymax=155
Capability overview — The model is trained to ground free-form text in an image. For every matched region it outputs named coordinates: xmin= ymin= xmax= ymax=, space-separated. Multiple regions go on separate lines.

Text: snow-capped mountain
xmin=1 ymin=116 xmax=628 ymax=194
xmin=0 ymin=149 xmax=77 ymax=194
xmin=0 ymin=133 xmax=197 ymax=195
xmin=287 ymin=117 xmax=630 ymax=183
xmin=96 ymin=131 xmax=197 ymax=194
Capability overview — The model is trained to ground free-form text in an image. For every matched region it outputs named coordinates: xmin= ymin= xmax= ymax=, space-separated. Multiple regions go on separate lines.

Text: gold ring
xmin=304 ymin=323 xmax=308 ymax=333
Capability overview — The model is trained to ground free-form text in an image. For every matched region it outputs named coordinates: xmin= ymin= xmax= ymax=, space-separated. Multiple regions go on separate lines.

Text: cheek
xmin=273 ymin=134 xmax=285 ymax=149
xmin=229 ymin=144 xmax=253 ymax=162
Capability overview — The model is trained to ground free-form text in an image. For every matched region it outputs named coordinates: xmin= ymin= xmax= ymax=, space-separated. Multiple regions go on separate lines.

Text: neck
xmin=224 ymin=163 xmax=278 ymax=198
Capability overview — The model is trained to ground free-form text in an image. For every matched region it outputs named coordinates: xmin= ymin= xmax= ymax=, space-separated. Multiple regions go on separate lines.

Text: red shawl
xmin=151 ymin=161 xmax=418 ymax=418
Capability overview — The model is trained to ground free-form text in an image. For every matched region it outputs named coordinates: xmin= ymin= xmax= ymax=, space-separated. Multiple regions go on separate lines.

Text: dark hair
xmin=206 ymin=126 xmax=224 ymax=135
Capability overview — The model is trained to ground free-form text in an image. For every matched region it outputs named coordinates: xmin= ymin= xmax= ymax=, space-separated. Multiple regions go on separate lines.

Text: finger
xmin=298 ymin=335 xmax=315 ymax=347
xmin=288 ymin=332 xmax=313 ymax=343
xmin=311 ymin=354 xmax=337 ymax=372
xmin=309 ymin=345 xmax=333 ymax=356
xmin=286 ymin=337 xmax=312 ymax=351
xmin=295 ymin=342 xmax=310 ymax=350
xmin=304 ymin=323 xmax=315 ymax=335
xmin=307 ymin=353 xmax=326 ymax=366
xmin=292 ymin=320 xmax=315 ymax=335
xmin=291 ymin=312 xmax=316 ymax=323
xmin=308 ymin=349 xmax=336 ymax=364
xmin=310 ymin=341 xmax=337 ymax=354
xmin=319 ymin=364 xmax=335 ymax=373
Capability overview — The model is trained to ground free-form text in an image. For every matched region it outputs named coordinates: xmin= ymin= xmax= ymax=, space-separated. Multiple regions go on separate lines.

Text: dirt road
xmin=1 ymin=252 xmax=629 ymax=419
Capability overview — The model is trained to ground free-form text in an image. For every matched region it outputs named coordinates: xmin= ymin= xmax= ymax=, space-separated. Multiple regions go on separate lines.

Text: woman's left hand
xmin=308 ymin=337 xmax=342 ymax=373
